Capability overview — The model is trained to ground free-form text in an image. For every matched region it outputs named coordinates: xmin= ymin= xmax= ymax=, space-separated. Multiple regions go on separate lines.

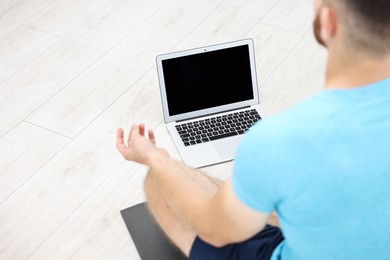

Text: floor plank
xmin=25 ymin=0 xmax=114 ymax=37
xmin=0 ymin=0 xmax=55 ymax=38
xmin=115 ymin=242 xmax=140 ymax=260
xmin=0 ymin=25 xmax=60 ymax=83
xmin=174 ymin=0 xmax=278 ymax=50
xmin=260 ymin=0 xmax=314 ymax=34
xmin=0 ymin=0 xmax=168 ymax=138
xmin=260 ymin=31 xmax=327 ymax=117
xmin=25 ymin=0 xmax=224 ymax=138
xmin=29 ymin=162 xmax=147 ymax=260
xmin=249 ymin=24 xmax=302 ymax=86
xmin=0 ymin=122 xmax=70 ymax=203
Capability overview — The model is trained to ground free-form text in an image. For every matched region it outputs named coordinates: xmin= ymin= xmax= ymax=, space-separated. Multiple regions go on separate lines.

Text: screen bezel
xmin=156 ymin=39 xmax=259 ymax=123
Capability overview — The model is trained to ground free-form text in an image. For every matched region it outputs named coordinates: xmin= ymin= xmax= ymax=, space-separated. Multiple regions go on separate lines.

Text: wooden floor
xmin=0 ymin=0 xmax=326 ymax=259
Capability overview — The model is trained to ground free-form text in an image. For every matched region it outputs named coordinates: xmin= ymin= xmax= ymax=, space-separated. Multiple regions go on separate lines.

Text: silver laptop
xmin=156 ymin=39 xmax=262 ymax=168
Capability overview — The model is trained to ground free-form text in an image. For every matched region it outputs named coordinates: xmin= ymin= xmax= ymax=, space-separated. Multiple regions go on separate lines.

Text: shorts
xmin=189 ymin=225 xmax=284 ymax=260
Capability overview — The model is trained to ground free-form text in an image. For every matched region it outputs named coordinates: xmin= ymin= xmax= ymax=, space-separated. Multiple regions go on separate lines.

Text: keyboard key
xmin=209 ymin=132 xmax=238 ymax=141
xmin=202 ymin=138 xmax=209 ymax=143
xmin=184 ymin=142 xmax=190 ymax=146
xmin=190 ymin=141 xmax=196 ymax=145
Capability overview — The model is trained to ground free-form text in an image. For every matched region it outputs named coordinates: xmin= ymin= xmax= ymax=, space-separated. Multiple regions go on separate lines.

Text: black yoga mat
xmin=121 ymin=202 xmax=187 ymax=260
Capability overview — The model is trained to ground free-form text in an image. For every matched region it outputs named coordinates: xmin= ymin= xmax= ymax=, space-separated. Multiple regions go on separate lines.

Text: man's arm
xmin=117 ymin=124 xmax=271 ymax=247
xmin=149 ymin=153 xmax=270 ymax=246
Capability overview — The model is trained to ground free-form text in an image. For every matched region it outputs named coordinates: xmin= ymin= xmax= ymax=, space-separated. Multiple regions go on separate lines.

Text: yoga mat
xmin=121 ymin=202 xmax=187 ymax=260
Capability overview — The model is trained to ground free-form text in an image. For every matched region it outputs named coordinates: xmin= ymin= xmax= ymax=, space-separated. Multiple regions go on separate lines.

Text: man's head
xmin=314 ymin=0 xmax=390 ymax=58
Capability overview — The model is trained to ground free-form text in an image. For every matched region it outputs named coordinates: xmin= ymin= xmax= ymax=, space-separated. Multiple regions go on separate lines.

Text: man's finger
xmin=116 ymin=128 xmax=127 ymax=154
xmin=139 ymin=123 xmax=145 ymax=137
xmin=128 ymin=124 xmax=138 ymax=144
xmin=117 ymin=128 xmax=125 ymax=146
xmin=148 ymin=129 xmax=156 ymax=144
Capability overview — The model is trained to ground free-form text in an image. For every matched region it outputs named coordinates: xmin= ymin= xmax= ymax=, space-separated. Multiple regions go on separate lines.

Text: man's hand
xmin=116 ymin=124 xmax=168 ymax=165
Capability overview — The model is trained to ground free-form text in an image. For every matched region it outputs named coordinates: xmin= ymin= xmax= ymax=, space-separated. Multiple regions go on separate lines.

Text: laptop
xmin=156 ymin=39 xmax=262 ymax=168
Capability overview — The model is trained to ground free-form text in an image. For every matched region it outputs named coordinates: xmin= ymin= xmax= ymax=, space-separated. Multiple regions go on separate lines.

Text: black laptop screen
xmin=162 ymin=45 xmax=254 ymax=116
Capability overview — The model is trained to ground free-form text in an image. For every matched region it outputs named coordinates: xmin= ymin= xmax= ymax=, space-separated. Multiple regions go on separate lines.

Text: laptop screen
xmin=162 ymin=45 xmax=254 ymax=116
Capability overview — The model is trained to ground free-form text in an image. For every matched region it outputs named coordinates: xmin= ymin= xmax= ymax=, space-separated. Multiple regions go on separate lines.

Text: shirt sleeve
xmin=231 ymin=119 xmax=290 ymax=213
xmin=231 ymin=95 xmax=326 ymax=213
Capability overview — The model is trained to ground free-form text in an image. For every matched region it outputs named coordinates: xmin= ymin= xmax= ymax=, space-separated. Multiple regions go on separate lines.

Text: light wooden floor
xmin=0 ymin=0 xmax=327 ymax=259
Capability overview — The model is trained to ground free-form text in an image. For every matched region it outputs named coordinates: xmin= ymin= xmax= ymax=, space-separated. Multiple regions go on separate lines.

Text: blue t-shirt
xmin=232 ymin=78 xmax=390 ymax=259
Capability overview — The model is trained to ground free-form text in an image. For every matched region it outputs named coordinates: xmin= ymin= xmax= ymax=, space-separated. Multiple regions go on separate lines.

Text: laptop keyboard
xmin=175 ymin=109 xmax=261 ymax=146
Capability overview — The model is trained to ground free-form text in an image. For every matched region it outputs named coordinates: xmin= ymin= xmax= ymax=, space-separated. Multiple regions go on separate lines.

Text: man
xmin=116 ymin=0 xmax=390 ymax=258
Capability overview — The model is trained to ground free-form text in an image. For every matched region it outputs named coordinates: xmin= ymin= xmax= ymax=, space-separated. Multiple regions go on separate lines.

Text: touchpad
xmin=213 ymin=137 xmax=242 ymax=159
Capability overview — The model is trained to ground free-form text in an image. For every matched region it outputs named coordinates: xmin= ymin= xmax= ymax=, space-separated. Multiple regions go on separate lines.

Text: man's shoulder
xmin=249 ymin=93 xmax=335 ymax=142
xmin=231 ymin=94 xmax=333 ymax=211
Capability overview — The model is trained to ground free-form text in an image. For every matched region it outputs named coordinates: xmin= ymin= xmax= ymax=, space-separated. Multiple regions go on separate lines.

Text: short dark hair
xmin=332 ymin=0 xmax=390 ymax=56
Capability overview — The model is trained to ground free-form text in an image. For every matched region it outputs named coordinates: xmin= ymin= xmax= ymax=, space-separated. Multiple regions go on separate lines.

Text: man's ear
xmin=320 ymin=7 xmax=338 ymax=46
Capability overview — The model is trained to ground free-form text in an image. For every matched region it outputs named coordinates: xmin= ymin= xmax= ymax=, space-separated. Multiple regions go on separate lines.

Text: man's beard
xmin=314 ymin=12 xmax=326 ymax=47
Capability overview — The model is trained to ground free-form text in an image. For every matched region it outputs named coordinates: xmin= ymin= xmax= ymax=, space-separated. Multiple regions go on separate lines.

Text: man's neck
xmin=325 ymin=51 xmax=390 ymax=90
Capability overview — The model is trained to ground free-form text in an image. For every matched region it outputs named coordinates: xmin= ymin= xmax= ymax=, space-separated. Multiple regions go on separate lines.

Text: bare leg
xmin=144 ymin=172 xmax=223 ymax=257
xmin=144 ymin=171 xmax=223 ymax=256
xmin=268 ymin=212 xmax=280 ymax=227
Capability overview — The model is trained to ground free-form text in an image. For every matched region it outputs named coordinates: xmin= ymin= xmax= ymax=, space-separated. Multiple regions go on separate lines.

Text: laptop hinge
xmin=176 ymin=106 xmax=251 ymax=123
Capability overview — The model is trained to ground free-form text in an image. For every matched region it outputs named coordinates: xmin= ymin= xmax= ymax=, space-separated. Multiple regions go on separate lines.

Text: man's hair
xmin=330 ymin=0 xmax=390 ymax=56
